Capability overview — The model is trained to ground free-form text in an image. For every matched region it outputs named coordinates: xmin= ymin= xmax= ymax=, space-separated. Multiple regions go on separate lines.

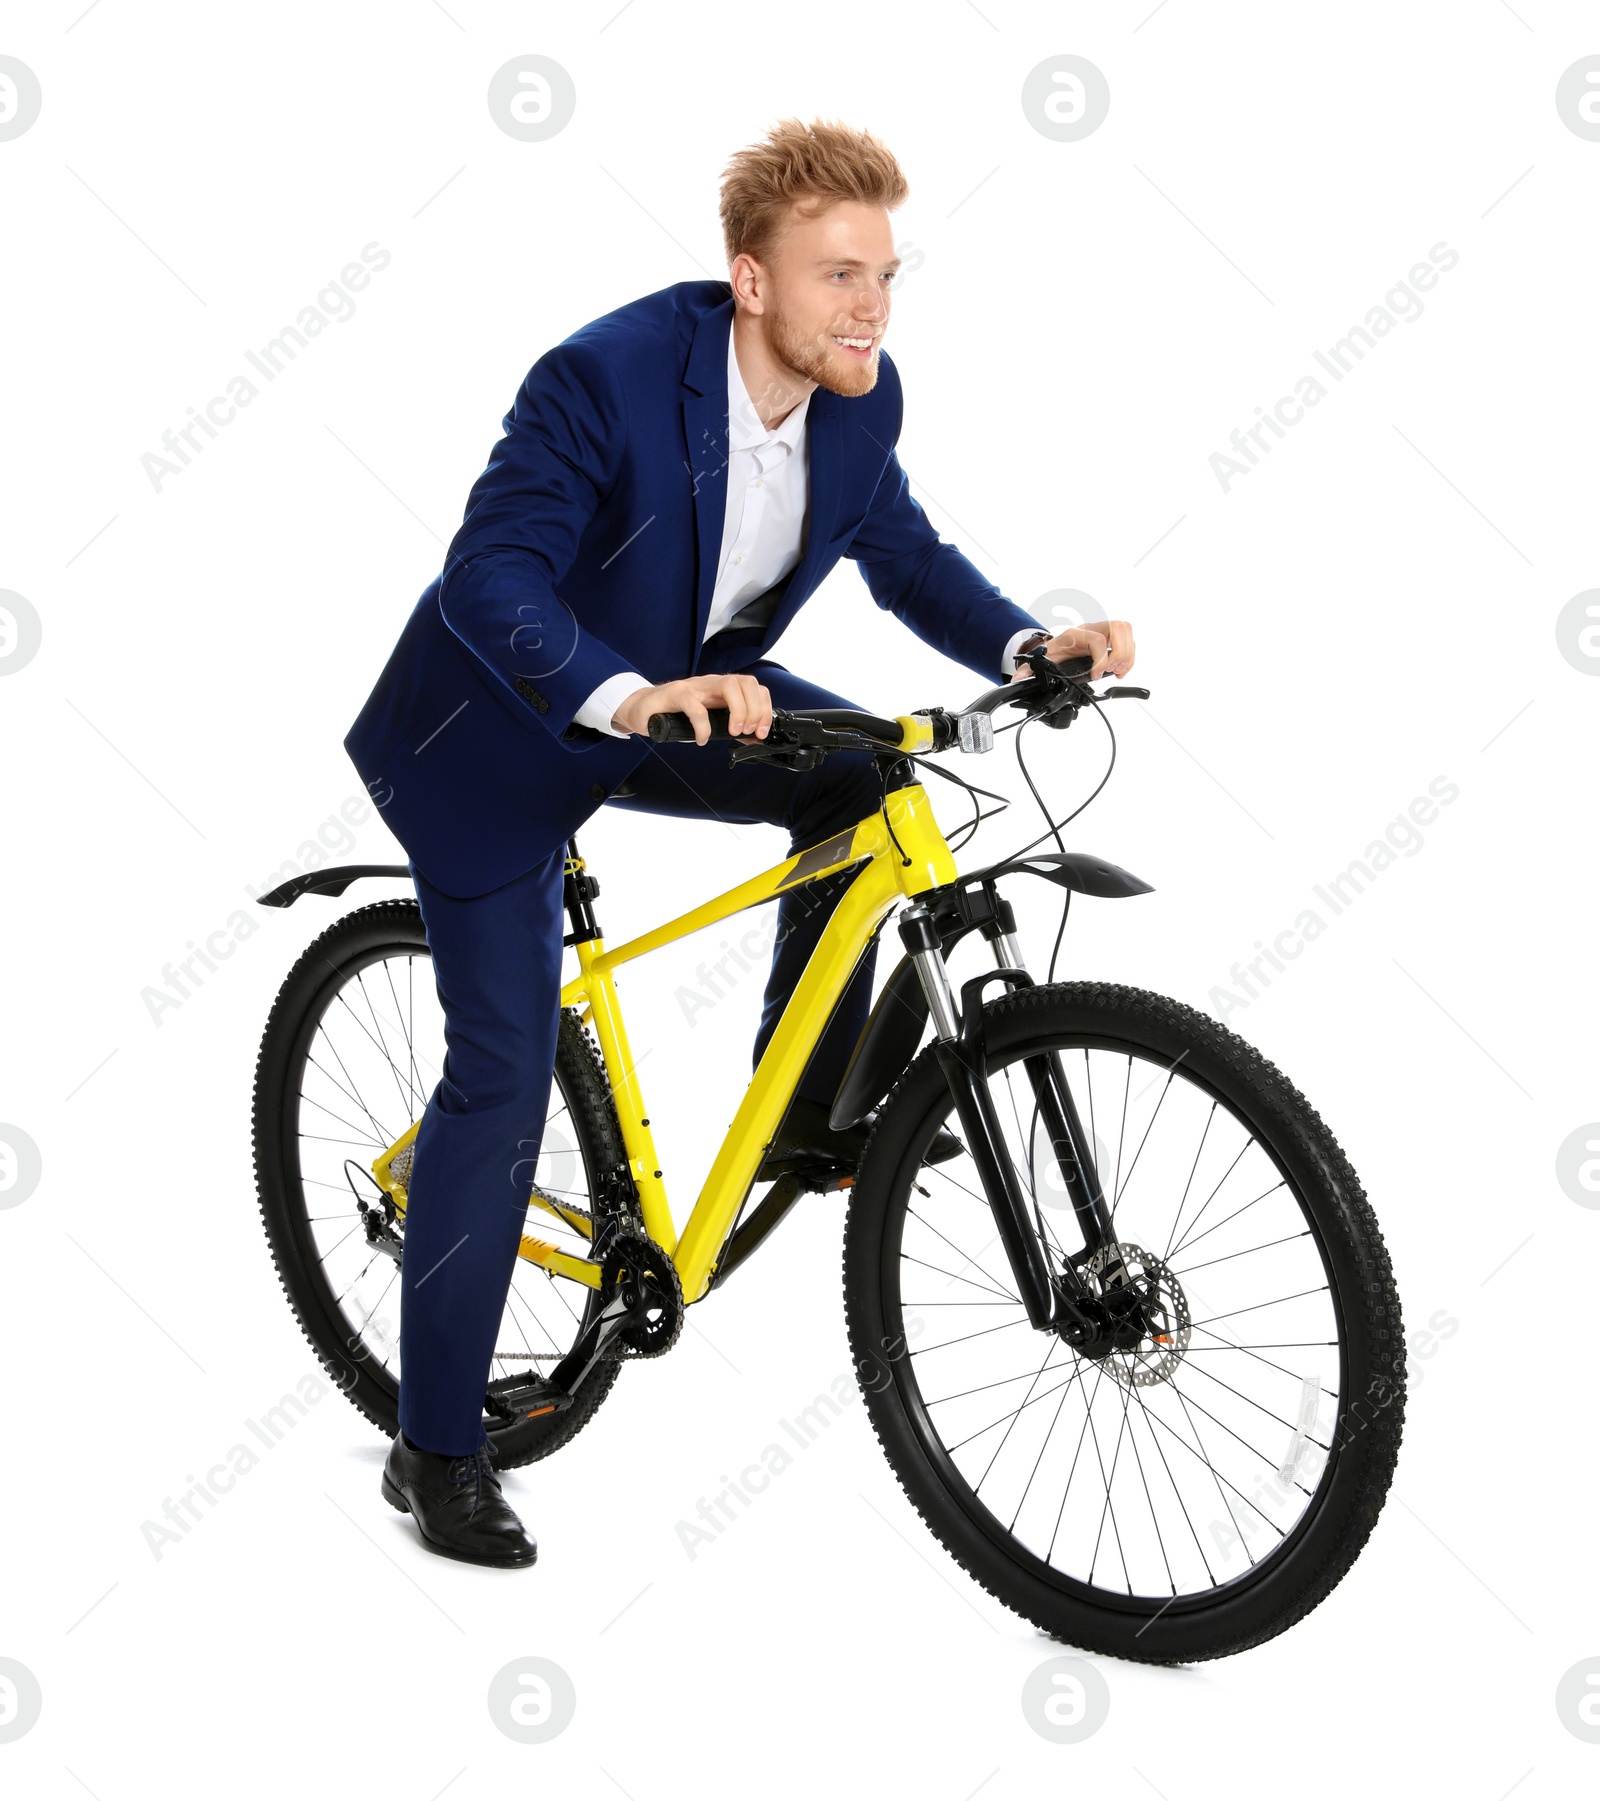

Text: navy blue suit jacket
xmin=344 ymin=278 xmax=1042 ymax=899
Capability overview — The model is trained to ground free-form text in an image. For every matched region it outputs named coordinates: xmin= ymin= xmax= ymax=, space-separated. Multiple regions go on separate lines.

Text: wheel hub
xmin=1081 ymin=1241 xmax=1191 ymax=1386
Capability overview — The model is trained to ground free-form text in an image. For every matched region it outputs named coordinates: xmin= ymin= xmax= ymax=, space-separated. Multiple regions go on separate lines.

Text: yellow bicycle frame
xmin=562 ymin=761 xmax=953 ymax=1302
xmin=372 ymin=721 xmax=956 ymax=1304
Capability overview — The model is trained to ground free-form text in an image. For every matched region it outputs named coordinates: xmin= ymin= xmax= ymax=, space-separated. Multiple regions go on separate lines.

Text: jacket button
xmin=590 ymin=782 xmax=606 ymax=802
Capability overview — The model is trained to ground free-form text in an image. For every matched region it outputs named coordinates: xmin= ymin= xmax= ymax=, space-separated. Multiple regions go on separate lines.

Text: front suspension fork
xmin=900 ymin=901 xmax=1117 ymax=1335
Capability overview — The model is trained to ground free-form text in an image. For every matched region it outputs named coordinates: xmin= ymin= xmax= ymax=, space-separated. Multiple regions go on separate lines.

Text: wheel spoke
xmin=973 ymin=1341 xmax=1064 ymax=1493
xmin=945 ymin=1358 xmax=1088 ymax=1454
xmin=1162 ymin=1137 xmax=1253 ymax=1261
xmin=296 ymin=1085 xmax=392 ymax=1150
xmin=1187 ymin=1286 xmax=1329 ymax=1330
xmin=305 ymin=1037 xmax=395 ymax=1147
xmin=1161 ymin=1101 xmax=1215 ymax=1258
xmin=1129 ymin=1382 xmax=1216 ymax=1586
xmin=905 ymin=1207 xmax=1021 ymax=1302
xmin=907 ymin=1316 xmax=1038 ymax=1356
xmin=1046 ymin=1359 xmax=1109 ymax=1565
xmin=356 ymin=965 xmax=416 ymax=1125
xmin=900 ymin=1253 xmax=1019 ymax=1305
xmin=1007 ymin=1369 xmax=1078 ymax=1532
xmin=1169 ymin=1178 xmax=1287 ymax=1263
xmin=1087 ymin=1374 xmax=1135 ymax=1591
xmin=381 ymin=954 xmax=426 ymax=1117
xmin=1110 ymin=1057 xmax=1182 ymax=1219
xmin=1168 ymin=1229 xmax=1311 ymax=1277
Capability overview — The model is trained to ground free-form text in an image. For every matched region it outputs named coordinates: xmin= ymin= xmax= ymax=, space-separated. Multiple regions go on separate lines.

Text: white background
xmin=1 ymin=1 xmax=1593 ymax=1794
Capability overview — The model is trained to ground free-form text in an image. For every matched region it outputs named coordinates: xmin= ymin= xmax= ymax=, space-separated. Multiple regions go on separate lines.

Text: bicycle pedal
xmin=485 ymin=1371 xmax=578 ymax=1423
xmin=789 ymin=1162 xmax=856 ymax=1194
xmin=756 ymin=1147 xmax=843 ymax=1181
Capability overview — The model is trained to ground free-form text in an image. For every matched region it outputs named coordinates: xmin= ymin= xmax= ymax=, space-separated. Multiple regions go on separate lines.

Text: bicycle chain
xmin=529 ymin=1185 xmax=597 ymax=1233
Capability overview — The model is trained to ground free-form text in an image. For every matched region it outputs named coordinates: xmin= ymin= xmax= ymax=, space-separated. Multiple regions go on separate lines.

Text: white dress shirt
xmin=573 ymin=322 xmax=1042 ymax=737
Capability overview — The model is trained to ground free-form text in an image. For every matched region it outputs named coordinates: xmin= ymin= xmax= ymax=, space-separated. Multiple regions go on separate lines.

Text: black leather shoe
xmin=381 ymin=1431 xmax=537 ymax=1568
xmin=756 ymin=1095 xmax=963 ymax=1180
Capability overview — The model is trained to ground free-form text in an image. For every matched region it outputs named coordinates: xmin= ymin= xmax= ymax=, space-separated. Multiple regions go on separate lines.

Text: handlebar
xmin=643 ymin=651 xmax=1146 ymax=764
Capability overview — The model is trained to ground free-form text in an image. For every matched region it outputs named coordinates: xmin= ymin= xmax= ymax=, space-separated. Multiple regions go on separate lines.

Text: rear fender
xmin=256 ymin=864 xmax=411 ymax=908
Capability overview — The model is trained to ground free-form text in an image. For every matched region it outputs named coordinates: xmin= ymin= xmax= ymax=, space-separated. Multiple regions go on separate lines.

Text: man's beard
xmin=766 ymin=299 xmax=879 ymax=400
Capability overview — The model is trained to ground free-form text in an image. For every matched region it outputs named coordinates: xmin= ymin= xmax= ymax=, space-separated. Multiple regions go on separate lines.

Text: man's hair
xmin=719 ymin=117 xmax=908 ymax=272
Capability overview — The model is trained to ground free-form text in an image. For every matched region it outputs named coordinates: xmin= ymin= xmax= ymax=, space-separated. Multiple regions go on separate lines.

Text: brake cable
xmin=1012 ymin=698 xmax=1120 ymax=980
xmin=877 ymin=750 xmax=1013 ymax=857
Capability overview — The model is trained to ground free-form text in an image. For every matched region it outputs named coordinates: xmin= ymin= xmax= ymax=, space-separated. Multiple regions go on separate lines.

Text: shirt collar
xmin=727 ymin=319 xmax=810 ymax=454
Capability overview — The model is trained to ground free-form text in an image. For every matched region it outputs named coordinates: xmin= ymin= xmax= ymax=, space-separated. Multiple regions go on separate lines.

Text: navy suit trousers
xmin=398 ymin=658 xmax=899 ymax=1454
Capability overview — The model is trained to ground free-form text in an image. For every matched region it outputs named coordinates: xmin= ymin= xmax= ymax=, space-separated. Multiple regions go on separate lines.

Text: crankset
xmin=484 ymin=1226 xmax=683 ymax=1425
xmin=602 ymin=1228 xmax=685 ymax=1359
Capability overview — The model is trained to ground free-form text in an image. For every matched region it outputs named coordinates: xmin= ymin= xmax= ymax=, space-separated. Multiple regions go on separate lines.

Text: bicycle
xmin=251 ymin=650 xmax=1403 ymax=1662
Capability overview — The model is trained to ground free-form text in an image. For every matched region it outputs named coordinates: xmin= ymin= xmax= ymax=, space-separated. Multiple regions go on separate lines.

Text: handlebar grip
xmin=646 ymin=707 xmax=732 ymax=743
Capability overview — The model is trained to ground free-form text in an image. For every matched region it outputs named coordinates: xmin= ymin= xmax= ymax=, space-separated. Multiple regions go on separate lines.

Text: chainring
xmin=600 ymin=1228 xmax=684 ymax=1360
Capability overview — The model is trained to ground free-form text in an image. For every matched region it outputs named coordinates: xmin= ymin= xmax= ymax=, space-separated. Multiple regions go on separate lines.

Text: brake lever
xmin=728 ymin=741 xmax=824 ymax=771
xmin=1039 ymin=679 xmax=1148 ymax=729
xmin=725 ymin=712 xmax=878 ymax=771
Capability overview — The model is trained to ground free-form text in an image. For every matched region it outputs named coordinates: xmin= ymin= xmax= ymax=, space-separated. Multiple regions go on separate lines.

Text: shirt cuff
xmin=1001 ymin=625 xmax=1048 ymax=676
xmin=574 ymin=671 xmax=650 ymax=738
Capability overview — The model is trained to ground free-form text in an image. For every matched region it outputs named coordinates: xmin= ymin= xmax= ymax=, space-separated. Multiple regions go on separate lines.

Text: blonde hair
xmin=719 ymin=116 xmax=908 ymax=272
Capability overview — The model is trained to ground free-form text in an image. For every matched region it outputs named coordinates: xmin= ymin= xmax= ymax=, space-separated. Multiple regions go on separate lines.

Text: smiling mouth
xmin=831 ymin=333 xmax=877 ymax=358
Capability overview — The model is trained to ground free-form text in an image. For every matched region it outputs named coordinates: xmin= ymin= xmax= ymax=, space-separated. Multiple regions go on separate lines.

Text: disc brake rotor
xmin=1086 ymin=1241 xmax=1191 ymax=1388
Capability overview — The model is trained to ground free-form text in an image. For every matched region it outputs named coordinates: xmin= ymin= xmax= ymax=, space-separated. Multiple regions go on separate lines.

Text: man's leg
xmin=605 ymin=661 xmax=897 ymax=1111
xmin=398 ymin=846 xmax=567 ymax=1456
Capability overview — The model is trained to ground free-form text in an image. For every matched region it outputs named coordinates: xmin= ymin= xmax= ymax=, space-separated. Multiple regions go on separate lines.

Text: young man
xmin=344 ymin=117 xmax=1135 ymax=1567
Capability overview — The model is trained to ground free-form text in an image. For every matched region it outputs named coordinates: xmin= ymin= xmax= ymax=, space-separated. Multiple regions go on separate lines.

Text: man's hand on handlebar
xmin=611 ymin=672 xmax=774 ymax=745
xmin=1009 ymin=620 xmax=1136 ymax=684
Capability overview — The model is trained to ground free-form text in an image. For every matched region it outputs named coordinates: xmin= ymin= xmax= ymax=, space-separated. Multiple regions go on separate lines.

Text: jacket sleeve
xmin=436 ymin=337 xmax=640 ymax=747
xmin=839 ymin=360 xmax=1043 ymax=684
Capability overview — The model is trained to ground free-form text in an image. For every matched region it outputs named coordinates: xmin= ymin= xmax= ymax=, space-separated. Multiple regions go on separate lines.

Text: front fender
xmin=827 ymin=852 xmax=1152 ymax=1130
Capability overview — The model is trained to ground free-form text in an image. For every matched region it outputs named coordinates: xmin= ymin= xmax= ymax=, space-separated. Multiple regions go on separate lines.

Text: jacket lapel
xmin=680 ymin=293 xmax=843 ymax=666
xmin=681 ymin=295 xmax=735 ymax=658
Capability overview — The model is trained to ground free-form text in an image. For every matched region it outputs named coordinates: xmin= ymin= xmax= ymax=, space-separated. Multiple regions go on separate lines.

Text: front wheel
xmin=842 ymin=981 xmax=1403 ymax=1663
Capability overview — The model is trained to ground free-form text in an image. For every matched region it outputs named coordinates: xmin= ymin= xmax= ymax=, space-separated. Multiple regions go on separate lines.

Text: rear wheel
xmin=843 ymin=980 xmax=1403 ymax=1662
xmin=252 ymin=899 xmax=633 ymax=1469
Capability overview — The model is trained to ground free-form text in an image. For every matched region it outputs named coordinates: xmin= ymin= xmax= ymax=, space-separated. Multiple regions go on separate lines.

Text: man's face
xmin=752 ymin=200 xmax=899 ymax=399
